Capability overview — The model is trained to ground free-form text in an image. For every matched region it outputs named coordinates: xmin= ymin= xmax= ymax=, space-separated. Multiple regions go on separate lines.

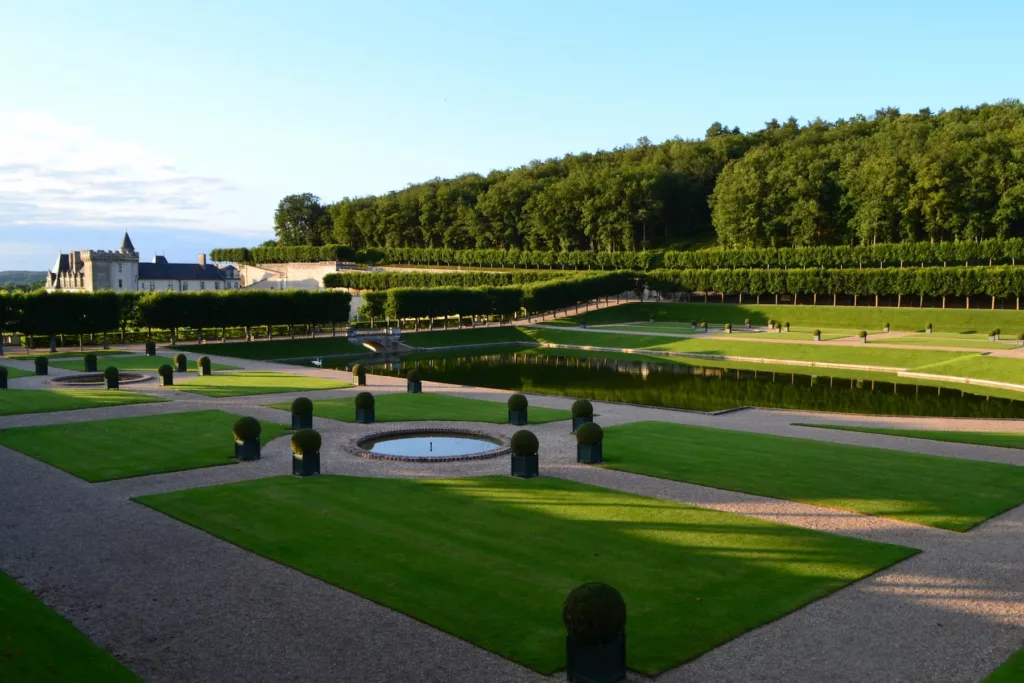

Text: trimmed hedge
xmin=211 ymin=245 xmax=355 ymax=264
xmin=354 ymin=392 xmax=375 ymax=409
xmin=571 ymin=399 xmax=594 ymax=418
xmin=103 ymin=366 xmax=118 ymax=380
xmin=575 ymin=422 xmax=604 ymax=445
xmin=406 ymin=368 xmax=422 ymax=382
xmin=351 ymin=363 xmax=365 ymax=379
xmin=324 ymin=269 xmax=564 ymax=290
xmin=562 ymin=582 xmax=627 ymax=645
xmin=507 ymin=393 xmax=528 ymax=411
xmin=158 ymin=364 xmax=173 ymax=378
xmin=510 ymin=430 xmax=539 ymax=456
xmin=291 ymin=397 xmax=314 ymax=415
xmin=232 ymin=416 xmax=262 ymax=442
xmin=174 ymin=353 xmax=187 ymax=365
xmin=291 ymin=428 xmax=322 ymax=455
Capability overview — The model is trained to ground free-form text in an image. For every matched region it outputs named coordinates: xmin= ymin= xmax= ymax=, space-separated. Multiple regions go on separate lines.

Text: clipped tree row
xmin=664 ymin=237 xmax=1024 ymax=270
xmin=521 ymin=271 xmax=639 ymax=313
xmin=368 ymin=247 xmax=657 ymax=271
xmin=647 ymin=266 xmax=1024 ymax=308
xmin=1 ymin=291 xmax=125 ymax=351
xmin=323 ymin=269 xmax=566 ymax=290
xmin=210 ymin=244 xmax=356 ymax=264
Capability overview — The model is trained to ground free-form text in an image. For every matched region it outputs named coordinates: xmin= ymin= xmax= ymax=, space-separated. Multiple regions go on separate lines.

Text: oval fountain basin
xmin=362 ymin=432 xmax=501 ymax=459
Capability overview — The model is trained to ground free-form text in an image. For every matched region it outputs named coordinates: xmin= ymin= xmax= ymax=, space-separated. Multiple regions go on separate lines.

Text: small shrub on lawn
xmin=813 ymin=329 xmax=822 ymax=336
xmin=174 ymin=353 xmax=187 ymax=365
xmin=84 ymin=353 xmax=97 ymax=364
xmin=926 ymin=323 xmax=933 ymax=331
xmin=784 ymin=321 xmax=790 ymax=331
xmin=291 ymin=397 xmax=314 ymax=415
xmin=406 ymin=368 xmax=422 ymax=382
xmin=744 ymin=318 xmax=751 ymax=325
xmin=858 ymin=330 xmax=868 ymax=339
xmin=233 ymin=416 xmax=262 ymax=442
xmin=562 ymin=582 xmax=627 ymax=645
xmin=507 ymin=393 xmax=528 ymax=411
xmin=103 ymin=366 xmax=119 ymax=381
xmin=1017 ymin=332 xmax=1024 ymax=341
xmin=35 ymin=357 xmax=48 ymax=372
xmin=724 ymin=322 xmax=732 ymax=331
xmin=571 ymin=399 xmax=594 ymax=418
xmin=699 ymin=320 xmax=707 ymax=330
xmin=354 ymin=392 xmax=375 ymax=409
xmin=158 ymin=364 xmax=173 ymax=379
xmin=767 ymin=318 xmax=775 ymax=328
xmin=351 ymin=363 xmax=365 ymax=378
xmin=198 ymin=356 xmax=211 ymax=372
xmin=291 ymin=428 xmax=322 ymax=455
xmin=510 ymin=430 xmax=539 ymax=456
xmin=576 ymin=422 xmax=603 ymax=445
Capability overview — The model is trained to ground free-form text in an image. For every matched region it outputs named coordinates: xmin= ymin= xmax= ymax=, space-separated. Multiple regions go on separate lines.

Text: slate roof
xmin=120 ymin=232 xmax=136 ymax=252
xmin=139 ymin=262 xmax=226 ymax=281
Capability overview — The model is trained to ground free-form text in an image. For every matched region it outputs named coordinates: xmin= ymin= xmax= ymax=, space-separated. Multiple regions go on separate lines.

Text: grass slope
xmin=171 ymin=337 xmax=364 ymax=360
xmin=403 ymin=326 xmax=533 ymax=348
xmin=984 ymin=649 xmax=1024 ymax=682
xmin=566 ymin=302 xmax=1024 ymax=334
xmin=0 ymin=389 xmax=163 ymax=416
xmin=0 ymin=363 xmax=33 ymax=379
xmin=138 ymin=475 xmax=914 ymax=675
xmin=0 ymin=410 xmax=289 ymax=481
xmin=172 ymin=371 xmax=351 ymax=398
xmin=911 ymin=356 xmax=1024 ymax=386
xmin=795 ymin=423 xmax=1024 ymax=450
xmin=601 ymin=422 xmax=1024 ymax=531
xmin=50 ymin=355 xmax=237 ymax=373
xmin=0 ymin=570 xmax=139 ymax=682
xmin=270 ymin=392 xmax=571 ymax=424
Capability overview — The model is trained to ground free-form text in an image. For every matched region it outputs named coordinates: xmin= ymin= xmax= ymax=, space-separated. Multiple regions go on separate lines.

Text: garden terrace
xmin=0 ymin=389 xmax=163 ymax=416
xmin=171 ymin=337 xmax=364 ymax=360
xmin=49 ymin=355 xmax=238 ymax=373
xmin=169 ymin=371 xmax=351 ymax=398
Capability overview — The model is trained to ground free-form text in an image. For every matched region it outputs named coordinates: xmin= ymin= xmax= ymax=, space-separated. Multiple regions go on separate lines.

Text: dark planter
xmin=160 ymin=375 xmax=173 ymax=387
xmin=235 ymin=439 xmax=261 ymax=461
xmin=356 ymin=407 xmax=375 ymax=424
xmin=511 ymin=453 xmax=538 ymax=478
xmin=407 ymin=380 xmax=422 ymax=394
xmin=0 ymin=376 xmax=7 ymax=390
xmin=572 ymin=415 xmax=593 ymax=431
xmin=84 ymin=357 xmax=97 ymax=372
xmin=354 ymin=374 xmax=366 ymax=386
xmin=198 ymin=366 xmax=212 ymax=377
xmin=104 ymin=377 xmax=119 ymax=390
xmin=175 ymin=357 xmax=187 ymax=372
xmin=292 ymin=450 xmax=321 ymax=476
xmin=35 ymin=364 xmax=47 ymax=377
xmin=565 ymin=632 xmax=626 ymax=683
xmin=292 ymin=413 xmax=313 ymax=430
xmin=577 ymin=442 xmax=603 ymax=464
xmin=508 ymin=409 xmax=527 ymax=426
xmin=145 ymin=343 xmax=156 ymax=356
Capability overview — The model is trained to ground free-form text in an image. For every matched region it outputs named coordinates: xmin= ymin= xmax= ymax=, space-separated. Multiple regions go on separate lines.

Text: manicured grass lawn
xmin=523 ymin=328 xmax=971 ymax=369
xmin=171 ymin=371 xmax=351 ymax=398
xmin=794 ymin=423 xmax=1024 ymax=450
xmin=4 ymin=350 xmax=124 ymax=360
xmin=50 ymin=355 xmax=238 ymax=373
xmin=0 ymin=389 xmax=164 ymax=416
xmin=171 ymin=337 xmax=365 ymax=360
xmin=0 ymin=410 xmax=288 ymax=482
xmin=604 ymin=322 xmax=857 ymax=341
xmin=269 ymin=392 xmax=571 ymax=424
xmin=0 ymin=363 xmax=33 ymax=379
xmin=912 ymin=356 xmax=1024 ymax=385
xmin=0 ymin=570 xmax=139 ymax=682
xmin=870 ymin=333 xmax=1017 ymax=350
xmin=566 ymin=302 xmax=1024 ymax=335
xmin=984 ymin=648 xmax=1024 ymax=682
xmin=137 ymin=475 xmax=914 ymax=674
xmin=403 ymin=326 xmax=533 ymax=348
xmin=600 ymin=421 xmax=1024 ymax=531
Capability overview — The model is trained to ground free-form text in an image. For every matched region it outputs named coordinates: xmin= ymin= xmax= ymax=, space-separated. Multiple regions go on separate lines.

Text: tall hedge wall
xmin=323 ymin=269 xmax=566 ymax=290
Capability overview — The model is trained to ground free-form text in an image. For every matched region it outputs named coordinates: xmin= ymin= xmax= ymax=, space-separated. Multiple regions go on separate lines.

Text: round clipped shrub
xmin=576 ymin=422 xmax=603 ymax=445
xmin=562 ymin=582 xmax=627 ymax=645
xmin=407 ymin=368 xmax=422 ymax=382
xmin=291 ymin=397 xmax=313 ymax=415
xmin=744 ymin=318 xmax=751 ymax=325
xmin=174 ymin=353 xmax=187 ymax=365
xmin=351 ymin=363 xmax=365 ymax=378
xmin=0 ymin=366 xmax=8 ymax=379
xmin=158 ymin=364 xmax=173 ymax=378
xmin=291 ymin=428 xmax=322 ymax=455
xmin=571 ymin=399 xmax=594 ymax=418
xmin=354 ymin=391 xmax=375 ymax=409
xmin=992 ymin=328 xmax=1001 ymax=336
xmin=510 ymin=430 xmax=539 ymax=457
xmin=724 ymin=322 xmax=732 ymax=331
xmin=767 ymin=318 xmax=775 ymax=327
xmin=198 ymin=356 xmax=211 ymax=370
xmin=699 ymin=320 xmax=707 ymax=329
xmin=104 ymin=366 xmax=119 ymax=380
xmin=1017 ymin=332 xmax=1024 ymax=341
xmin=813 ymin=329 xmax=822 ymax=336
xmin=926 ymin=323 xmax=933 ymax=331
xmin=507 ymin=393 xmax=528 ymax=411
xmin=84 ymin=353 xmax=97 ymax=364
xmin=689 ymin=320 xmax=697 ymax=327
xmin=858 ymin=330 xmax=868 ymax=339
xmin=233 ymin=416 xmax=262 ymax=442
xmin=883 ymin=322 xmax=890 ymax=329
xmin=784 ymin=321 xmax=790 ymax=330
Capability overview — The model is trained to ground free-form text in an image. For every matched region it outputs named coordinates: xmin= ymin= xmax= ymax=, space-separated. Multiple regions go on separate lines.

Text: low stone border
xmin=345 ymin=427 xmax=510 ymax=462
xmin=49 ymin=372 xmax=154 ymax=386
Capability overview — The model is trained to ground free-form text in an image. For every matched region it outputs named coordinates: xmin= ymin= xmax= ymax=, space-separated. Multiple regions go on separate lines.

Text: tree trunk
xmin=245 ymin=326 xmax=251 ymax=341
xmin=874 ymin=294 xmax=879 ymax=307
xmin=813 ymin=293 xmax=817 ymax=305
xmin=49 ymin=333 xmax=57 ymax=353
xmin=775 ymin=294 xmax=779 ymax=305
xmin=171 ymin=328 xmax=178 ymax=345
xmin=290 ymin=325 xmax=295 ymax=339
xmin=854 ymin=295 xmax=858 ymax=307
xmin=942 ymin=296 xmax=946 ymax=309
xmin=739 ymin=292 xmax=743 ymax=303
xmin=197 ymin=329 xmax=204 ymax=344
xmin=897 ymin=294 xmax=902 ymax=308
xmin=966 ymin=296 xmax=970 ymax=310
xmin=833 ymin=294 xmax=837 ymax=306
xmin=721 ymin=292 xmax=725 ymax=303
xmin=992 ymin=295 xmax=996 ymax=310
xmin=103 ymin=332 xmax=110 ymax=350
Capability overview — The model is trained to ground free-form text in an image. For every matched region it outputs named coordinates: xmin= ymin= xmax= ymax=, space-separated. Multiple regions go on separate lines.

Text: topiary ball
xmin=351 ymin=363 xmax=365 ymax=377
xmin=576 ymin=422 xmax=604 ymax=445
xmin=291 ymin=397 xmax=313 ymax=415
xmin=354 ymin=391 xmax=375 ymax=409
xmin=744 ymin=318 xmax=751 ymax=325
xmin=813 ymin=329 xmax=822 ymax=336
xmin=291 ymin=428 xmax=322 ymax=455
xmin=174 ymin=353 xmax=187 ymax=365
xmin=1017 ymin=332 xmax=1024 ymax=341
xmin=198 ymin=356 xmax=211 ymax=369
xmin=562 ymin=582 xmax=627 ymax=645
xmin=859 ymin=330 xmax=867 ymax=338
xmin=510 ymin=430 xmax=539 ymax=457
xmin=103 ymin=366 xmax=119 ymax=380
xmin=571 ymin=399 xmax=594 ymax=418
xmin=406 ymin=368 xmax=421 ymax=382
xmin=507 ymin=393 xmax=528 ymax=411
xmin=233 ymin=416 xmax=262 ymax=442
xmin=35 ymin=357 xmax=48 ymax=370
xmin=158 ymin=364 xmax=173 ymax=378
xmin=84 ymin=353 xmax=97 ymax=363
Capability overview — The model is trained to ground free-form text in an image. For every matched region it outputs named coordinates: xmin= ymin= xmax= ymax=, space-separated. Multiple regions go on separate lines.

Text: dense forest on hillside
xmin=266 ymin=101 xmax=1024 ymax=253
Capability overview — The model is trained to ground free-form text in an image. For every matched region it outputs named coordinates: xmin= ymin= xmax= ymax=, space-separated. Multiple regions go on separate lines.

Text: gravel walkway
xmin=1 ymin=356 xmax=1022 ymax=682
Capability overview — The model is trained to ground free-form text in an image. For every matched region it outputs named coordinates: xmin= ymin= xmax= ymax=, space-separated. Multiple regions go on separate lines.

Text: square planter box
xmin=104 ymin=378 xmax=119 ymax=390
xmin=356 ymin=407 xmax=375 ymax=424
xmin=813 ymin=334 xmax=821 ymax=342
xmin=508 ymin=409 xmax=527 ymax=426
xmin=511 ymin=453 xmax=538 ymax=478
xmin=235 ymin=439 xmax=261 ymax=461
xmin=354 ymin=375 xmax=366 ymax=386
xmin=84 ymin=357 xmax=98 ymax=372
xmin=198 ymin=367 xmax=212 ymax=377
xmin=175 ymin=358 xmax=187 ymax=372
xmin=145 ymin=345 xmax=156 ymax=356
xmin=159 ymin=375 xmax=173 ymax=387
xmin=572 ymin=415 xmax=593 ymax=432
xmin=35 ymin=365 xmax=48 ymax=377
xmin=292 ymin=413 xmax=313 ymax=429
xmin=292 ymin=450 xmax=320 ymax=476
xmin=407 ymin=380 xmax=422 ymax=394
xmin=566 ymin=632 xmax=626 ymax=683
xmin=577 ymin=442 xmax=603 ymax=464
xmin=0 ymin=376 xmax=7 ymax=390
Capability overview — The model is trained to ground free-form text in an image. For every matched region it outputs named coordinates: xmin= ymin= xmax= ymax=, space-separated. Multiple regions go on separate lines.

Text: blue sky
xmin=1 ymin=0 xmax=1021 ymax=271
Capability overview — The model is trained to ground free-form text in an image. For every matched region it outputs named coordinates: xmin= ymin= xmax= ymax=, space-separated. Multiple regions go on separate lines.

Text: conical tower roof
xmin=119 ymin=232 xmax=135 ymax=252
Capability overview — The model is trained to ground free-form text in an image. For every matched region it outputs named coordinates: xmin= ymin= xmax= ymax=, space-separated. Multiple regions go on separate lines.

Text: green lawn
xmin=524 ymin=328 xmax=971 ymax=369
xmin=794 ymin=423 xmax=1024 ymax=450
xmin=603 ymin=322 xmax=860 ymax=342
xmin=137 ymin=475 xmax=914 ymax=675
xmin=565 ymin=302 xmax=1024 ymax=335
xmin=0 ymin=570 xmax=139 ymax=682
xmin=0 ymin=410 xmax=289 ymax=482
xmin=911 ymin=356 xmax=1024 ymax=386
xmin=4 ymin=350 xmax=125 ymax=360
xmin=171 ymin=371 xmax=351 ymax=398
xmin=50 ymin=355 xmax=238 ymax=373
xmin=869 ymin=333 xmax=1018 ymax=350
xmin=171 ymin=337 xmax=365 ymax=360
xmin=403 ymin=326 xmax=533 ymax=348
xmin=0 ymin=389 xmax=164 ymax=416
xmin=984 ymin=649 xmax=1024 ymax=682
xmin=269 ymin=392 xmax=571 ymax=424
xmin=600 ymin=421 xmax=1024 ymax=531
xmin=0 ymin=363 xmax=33 ymax=379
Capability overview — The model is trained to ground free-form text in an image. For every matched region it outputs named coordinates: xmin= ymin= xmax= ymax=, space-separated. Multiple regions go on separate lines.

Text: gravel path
xmin=1 ymin=356 xmax=1023 ymax=682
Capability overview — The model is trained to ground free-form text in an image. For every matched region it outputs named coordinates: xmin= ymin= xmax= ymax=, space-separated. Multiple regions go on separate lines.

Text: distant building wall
xmin=237 ymin=261 xmax=339 ymax=290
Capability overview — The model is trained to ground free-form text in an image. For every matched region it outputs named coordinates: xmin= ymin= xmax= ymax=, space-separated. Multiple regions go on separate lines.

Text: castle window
xmin=118 ymin=263 xmax=122 ymax=273
xmin=150 ymin=282 xmax=155 ymax=291
xmin=118 ymin=279 xmax=123 ymax=288
xmin=167 ymin=283 xmax=173 ymax=290
xmin=182 ymin=282 xmax=189 ymax=291
xmin=215 ymin=282 xmax=221 ymax=290
xmin=200 ymin=281 xmax=205 ymax=290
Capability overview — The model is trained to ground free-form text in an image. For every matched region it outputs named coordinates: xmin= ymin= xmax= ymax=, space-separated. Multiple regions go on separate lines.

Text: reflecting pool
xmin=362 ymin=433 xmax=502 ymax=458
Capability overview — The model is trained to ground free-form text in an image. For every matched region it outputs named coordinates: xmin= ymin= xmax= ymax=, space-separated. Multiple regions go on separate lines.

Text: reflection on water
xmin=323 ymin=351 xmax=1024 ymax=418
xmin=364 ymin=434 xmax=500 ymax=458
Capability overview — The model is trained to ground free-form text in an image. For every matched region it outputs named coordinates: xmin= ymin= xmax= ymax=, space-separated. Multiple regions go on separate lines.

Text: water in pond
xmin=324 ymin=350 xmax=1024 ymax=419
xmin=363 ymin=433 xmax=501 ymax=458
